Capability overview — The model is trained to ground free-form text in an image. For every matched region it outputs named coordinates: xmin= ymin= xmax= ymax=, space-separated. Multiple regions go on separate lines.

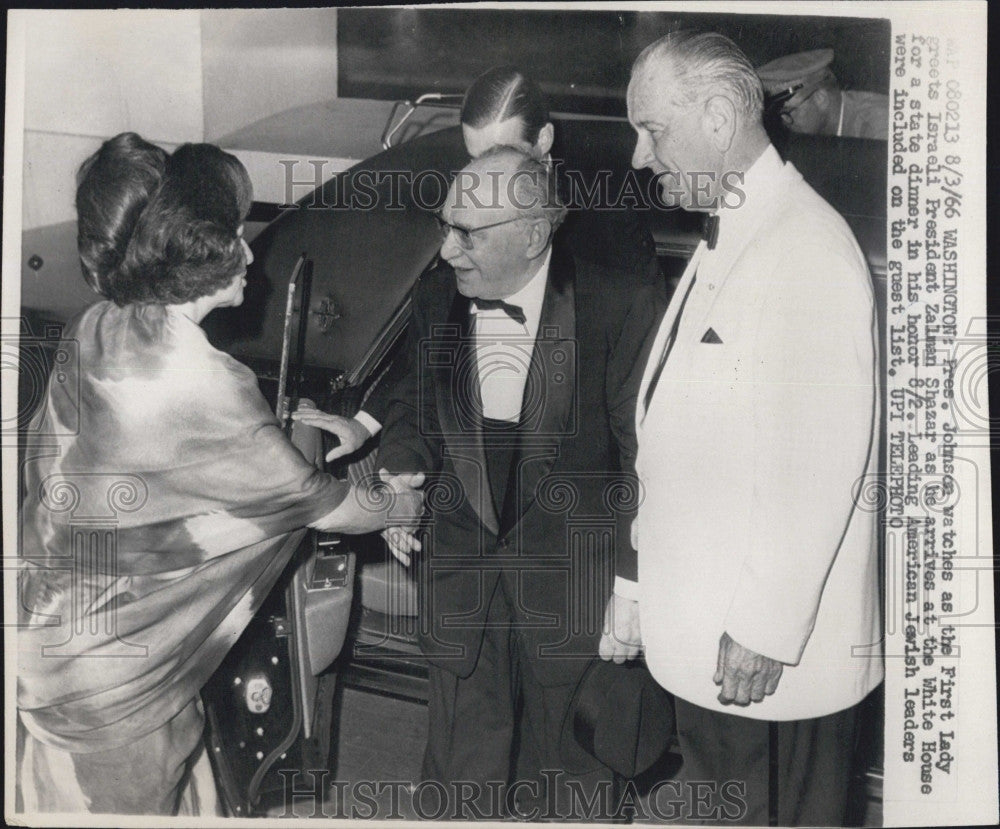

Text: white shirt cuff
xmin=353 ymin=410 xmax=381 ymax=437
xmin=614 ymin=576 xmax=640 ymax=601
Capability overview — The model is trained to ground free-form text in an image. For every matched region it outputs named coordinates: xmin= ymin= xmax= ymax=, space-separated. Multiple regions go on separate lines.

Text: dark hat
xmin=560 ymin=658 xmax=675 ymax=778
xmin=757 ymin=48 xmax=836 ymax=100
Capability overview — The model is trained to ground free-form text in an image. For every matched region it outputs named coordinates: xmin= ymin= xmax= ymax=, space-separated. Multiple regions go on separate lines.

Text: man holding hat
xmin=757 ymin=48 xmax=889 ymax=140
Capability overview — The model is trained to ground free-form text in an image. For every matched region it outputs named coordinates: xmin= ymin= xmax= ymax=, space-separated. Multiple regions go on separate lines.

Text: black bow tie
xmin=700 ymin=213 xmax=720 ymax=250
xmin=471 ymin=297 xmax=527 ymax=325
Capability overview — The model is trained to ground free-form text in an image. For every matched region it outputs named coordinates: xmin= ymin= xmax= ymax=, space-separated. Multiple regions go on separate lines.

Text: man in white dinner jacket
xmin=599 ymin=30 xmax=883 ymax=826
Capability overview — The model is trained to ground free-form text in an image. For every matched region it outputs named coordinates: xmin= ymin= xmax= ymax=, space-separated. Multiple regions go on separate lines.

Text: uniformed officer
xmin=757 ymin=48 xmax=888 ymax=140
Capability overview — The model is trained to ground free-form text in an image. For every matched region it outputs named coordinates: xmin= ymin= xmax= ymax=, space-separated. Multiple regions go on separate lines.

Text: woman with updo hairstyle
xmin=17 ymin=133 xmax=423 ymax=815
xmin=109 ymin=142 xmax=254 ymax=305
xmin=75 ymin=132 xmax=168 ymax=297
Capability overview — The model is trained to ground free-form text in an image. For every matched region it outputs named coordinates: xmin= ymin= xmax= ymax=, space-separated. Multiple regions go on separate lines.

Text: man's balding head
xmin=465 ymin=145 xmax=565 ymax=223
xmin=440 ymin=146 xmax=565 ymax=300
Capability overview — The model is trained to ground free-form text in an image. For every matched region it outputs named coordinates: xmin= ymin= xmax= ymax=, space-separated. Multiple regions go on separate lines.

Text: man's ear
xmin=702 ymin=95 xmax=738 ymax=154
xmin=524 ymin=217 xmax=552 ymax=258
xmin=533 ymin=122 xmax=555 ymax=158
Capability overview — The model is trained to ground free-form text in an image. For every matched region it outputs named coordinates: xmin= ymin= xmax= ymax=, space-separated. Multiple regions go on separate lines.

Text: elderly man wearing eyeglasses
xmin=757 ymin=48 xmax=889 ymax=141
xmin=348 ymin=145 xmax=658 ymax=817
xmin=294 ymin=65 xmax=661 ymax=462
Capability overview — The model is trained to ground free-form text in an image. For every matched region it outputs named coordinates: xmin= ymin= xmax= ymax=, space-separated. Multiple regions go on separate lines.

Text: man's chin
xmin=453 ymin=269 xmax=479 ymax=294
xmin=656 ymin=188 xmax=686 ymax=209
xmin=657 ymin=184 xmax=715 ymax=213
xmin=652 ymin=173 xmax=688 ymax=210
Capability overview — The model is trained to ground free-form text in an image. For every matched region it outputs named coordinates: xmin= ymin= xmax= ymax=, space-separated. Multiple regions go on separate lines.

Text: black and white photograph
xmin=2 ymin=3 xmax=994 ymax=827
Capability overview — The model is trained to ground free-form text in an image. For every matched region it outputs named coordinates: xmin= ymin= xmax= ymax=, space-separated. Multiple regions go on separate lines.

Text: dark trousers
xmin=422 ymin=578 xmax=612 ymax=821
xmin=670 ymin=696 xmax=860 ymax=826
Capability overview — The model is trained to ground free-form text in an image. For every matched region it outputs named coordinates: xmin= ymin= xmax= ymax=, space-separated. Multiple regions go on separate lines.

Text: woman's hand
xmin=308 ymin=468 xmax=425 ymax=537
xmin=291 ymin=402 xmax=372 ymax=461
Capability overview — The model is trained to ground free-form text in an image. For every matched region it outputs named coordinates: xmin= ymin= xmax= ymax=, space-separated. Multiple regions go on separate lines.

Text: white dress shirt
xmin=471 ymin=249 xmax=551 ymax=421
xmin=354 ymin=248 xmax=552 ymax=433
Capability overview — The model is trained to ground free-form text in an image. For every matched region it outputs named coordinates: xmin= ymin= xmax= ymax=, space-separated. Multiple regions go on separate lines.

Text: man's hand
xmin=291 ymin=403 xmax=372 ymax=461
xmin=382 ymin=527 xmax=420 ymax=567
xmin=713 ymin=632 xmax=783 ymax=705
xmin=379 ymin=468 xmax=424 ymax=567
xmin=599 ymin=593 xmax=642 ymax=664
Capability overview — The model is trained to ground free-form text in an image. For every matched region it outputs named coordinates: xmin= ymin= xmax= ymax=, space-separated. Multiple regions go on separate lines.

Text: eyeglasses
xmin=434 ymin=213 xmax=524 ymax=249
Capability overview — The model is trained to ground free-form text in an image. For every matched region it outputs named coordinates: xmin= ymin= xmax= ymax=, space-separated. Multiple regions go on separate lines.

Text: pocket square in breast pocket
xmin=700 ymin=327 xmax=723 ymax=344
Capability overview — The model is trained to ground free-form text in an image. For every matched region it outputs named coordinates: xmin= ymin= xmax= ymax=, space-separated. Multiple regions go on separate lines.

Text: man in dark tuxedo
xmin=375 ymin=146 xmax=661 ymax=818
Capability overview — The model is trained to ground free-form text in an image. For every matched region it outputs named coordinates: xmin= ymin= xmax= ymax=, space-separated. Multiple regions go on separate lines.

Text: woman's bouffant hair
xmin=76 ymin=132 xmax=167 ymax=298
xmin=75 ymin=133 xmax=253 ymax=305
xmin=460 ymin=66 xmax=550 ymax=146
